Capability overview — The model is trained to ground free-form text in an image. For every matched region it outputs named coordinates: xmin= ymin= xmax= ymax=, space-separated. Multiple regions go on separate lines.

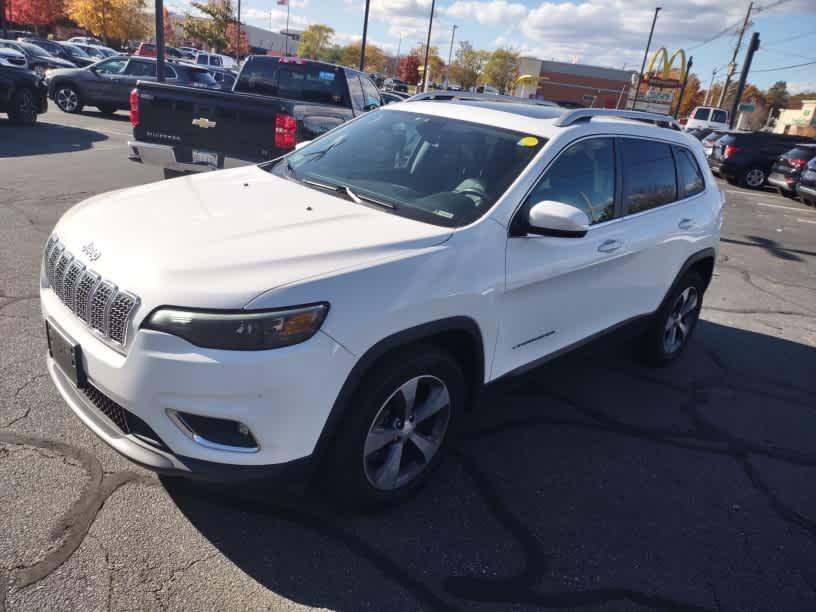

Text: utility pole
xmin=674 ymin=55 xmax=693 ymax=118
xmin=421 ymin=0 xmax=436 ymax=92
xmin=717 ymin=1 xmax=753 ymax=109
xmin=359 ymin=0 xmax=371 ymax=71
xmin=631 ymin=6 xmax=661 ymax=111
xmin=234 ymin=0 xmax=241 ymax=64
xmin=395 ymin=33 xmax=402 ymax=76
xmin=729 ymin=31 xmax=760 ymax=129
xmin=445 ymin=24 xmax=457 ymax=88
xmin=0 ymin=0 xmax=7 ymax=40
xmin=155 ymin=0 xmax=165 ymax=83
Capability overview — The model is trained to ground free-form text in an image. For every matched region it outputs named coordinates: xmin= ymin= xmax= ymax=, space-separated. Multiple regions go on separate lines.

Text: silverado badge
xmin=191 ymin=118 xmax=217 ymax=129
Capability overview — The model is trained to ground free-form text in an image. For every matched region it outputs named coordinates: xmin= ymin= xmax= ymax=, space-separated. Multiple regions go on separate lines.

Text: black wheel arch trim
xmin=312 ymin=316 xmax=485 ymax=465
xmin=664 ymin=247 xmax=716 ymax=303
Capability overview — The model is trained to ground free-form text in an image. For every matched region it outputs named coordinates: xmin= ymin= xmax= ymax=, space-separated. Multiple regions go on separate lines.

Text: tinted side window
xmin=620 ymin=139 xmax=677 ymax=214
xmin=360 ymin=77 xmax=381 ymax=108
xmin=693 ymin=108 xmax=710 ymax=120
xmin=348 ymin=75 xmax=365 ymax=112
xmin=525 ymin=138 xmax=616 ymax=225
xmin=125 ymin=60 xmax=156 ymax=77
xmin=674 ymin=147 xmax=705 ymax=198
xmin=95 ymin=58 xmax=127 ymax=75
xmin=711 ymin=109 xmax=728 ymax=123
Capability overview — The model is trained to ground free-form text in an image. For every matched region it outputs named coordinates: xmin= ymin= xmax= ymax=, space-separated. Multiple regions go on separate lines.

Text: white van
xmin=685 ymin=106 xmax=729 ymax=131
xmin=194 ymin=52 xmax=235 ymax=70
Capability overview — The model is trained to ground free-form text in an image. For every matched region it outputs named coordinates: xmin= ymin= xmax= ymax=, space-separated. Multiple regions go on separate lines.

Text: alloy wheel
xmin=363 ymin=375 xmax=451 ymax=491
xmin=56 ymin=88 xmax=78 ymax=112
xmin=744 ymin=169 xmax=765 ymax=188
xmin=663 ymin=286 xmax=698 ymax=354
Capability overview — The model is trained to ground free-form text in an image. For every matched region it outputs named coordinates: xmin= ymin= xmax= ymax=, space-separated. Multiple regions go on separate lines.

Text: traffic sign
xmin=738 ymin=103 xmax=755 ymax=113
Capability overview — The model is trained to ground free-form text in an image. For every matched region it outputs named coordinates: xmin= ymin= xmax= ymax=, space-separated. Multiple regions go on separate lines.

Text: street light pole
xmin=395 ymin=33 xmax=402 ymax=76
xmin=155 ymin=0 xmax=165 ymax=83
xmin=421 ymin=0 xmax=436 ymax=92
xmin=631 ymin=6 xmax=661 ymax=111
xmin=359 ymin=0 xmax=371 ymax=71
xmin=445 ymin=24 xmax=457 ymax=87
xmin=673 ymin=55 xmax=692 ymax=118
xmin=234 ymin=0 xmax=241 ymax=64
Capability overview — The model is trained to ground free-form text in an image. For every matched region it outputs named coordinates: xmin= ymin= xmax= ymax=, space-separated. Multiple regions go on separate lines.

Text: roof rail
xmin=553 ymin=108 xmax=681 ymax=130
xmin=409 ymin=91 xmax=559 ymax=107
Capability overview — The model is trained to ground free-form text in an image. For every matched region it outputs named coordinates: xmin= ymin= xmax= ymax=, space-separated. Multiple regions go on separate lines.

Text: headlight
xmin=143 ymin=303 xmax=329 ymax=350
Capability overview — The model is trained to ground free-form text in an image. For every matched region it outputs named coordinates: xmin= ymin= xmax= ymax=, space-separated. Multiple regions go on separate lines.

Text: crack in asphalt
xmin=0 ymin=296 xmax=38 ymax=314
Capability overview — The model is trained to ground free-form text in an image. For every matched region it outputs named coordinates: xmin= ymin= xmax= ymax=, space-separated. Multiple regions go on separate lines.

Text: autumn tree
xmin=297 ymin=24 xmax=334 ymax=60
xmin=399 ymin=53 xmax=420 ymax=85
xmin=225 ymin=23 xmax=248 ymax=57
xmin=414 ymin=43 xmax=444 ymax=85
xmin=5 ymin=0 xmax=63 ymax=33
xmin=67 ymin=0 xmax=148 ymax=44
xmin=483 ymin=47 xmax=519 ymax=94
xmin=448 ymin=41 xmax=488 ymax=90
xmin=182 ymin=0 xmax=235 ymax=52
xmin=765 ymin=80 xmax=789 ymax=110
xmin=340 ymin=42 xmax=386 ymax=73
xmin=163 ymin=6 xmax=175 ymax=45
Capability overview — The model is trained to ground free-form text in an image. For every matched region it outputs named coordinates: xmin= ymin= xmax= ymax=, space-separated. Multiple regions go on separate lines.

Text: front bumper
xmin=127 ymin=140 xmax=220 ymax=173
xmin=796 ymin=183 xmax=816 ymax=200
xmin=41 ymin=288 xmax=357 ymax=480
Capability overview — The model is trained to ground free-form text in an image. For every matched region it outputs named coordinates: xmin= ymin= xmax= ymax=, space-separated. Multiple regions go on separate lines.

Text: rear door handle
xmin=678 ymin=218 xmax=695 ymax=230
xmin=598 ymin=239 xmax=623 ymax=253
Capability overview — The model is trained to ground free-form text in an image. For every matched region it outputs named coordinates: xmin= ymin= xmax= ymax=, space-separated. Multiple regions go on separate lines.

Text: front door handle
xmin=678 ymin=218 xmax=695 ymax=230
xmin=598 ymin=239 xmax=623 ymax=253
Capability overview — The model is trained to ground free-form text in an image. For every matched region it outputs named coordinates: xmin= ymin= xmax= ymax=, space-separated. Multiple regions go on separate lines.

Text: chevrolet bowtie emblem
xmin=191 ymin=117 xmax=216 ymax=128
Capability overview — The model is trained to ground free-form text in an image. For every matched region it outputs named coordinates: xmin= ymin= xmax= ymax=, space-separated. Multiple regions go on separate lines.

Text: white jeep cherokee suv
xmin=41 ymin=102 xmax=722 ymax=506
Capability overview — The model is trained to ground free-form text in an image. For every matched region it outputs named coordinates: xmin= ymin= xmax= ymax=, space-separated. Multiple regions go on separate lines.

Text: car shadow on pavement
xmin=75 ymin=110 xmax=131 ymax=123
xmin=164 ymin=321 xmax=816 ymax=612
xmin=0 ymin=120 xmax=108 ymax=157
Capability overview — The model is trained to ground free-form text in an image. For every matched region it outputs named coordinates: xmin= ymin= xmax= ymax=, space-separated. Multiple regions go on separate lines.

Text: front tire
xmin=7 ymin=88 xmax=38 ymax=126
xmin=639 ymin=270 xmax=705 ymax=366
xmin=55 ymin=85 xmax=83 ymax=113
xmin=740 ymin=167 xmax=766 ymax=189
xmin=326 ymin=345 xmax=465 ymax=510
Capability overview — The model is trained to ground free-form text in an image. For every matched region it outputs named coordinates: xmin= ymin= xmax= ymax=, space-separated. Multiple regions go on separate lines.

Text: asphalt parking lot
xmin=1 ymin=107 xmax=815 ymax=612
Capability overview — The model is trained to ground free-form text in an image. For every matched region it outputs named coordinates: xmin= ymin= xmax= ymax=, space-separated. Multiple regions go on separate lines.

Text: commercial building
xmin=774 ymin=99 xmax=816 ymax=137
xmin=515 ymin=57 xmax=636 ymax=108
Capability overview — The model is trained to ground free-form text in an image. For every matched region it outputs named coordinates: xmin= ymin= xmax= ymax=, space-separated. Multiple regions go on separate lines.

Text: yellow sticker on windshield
xmin=518 ymin=136 xmax=539 ymax=147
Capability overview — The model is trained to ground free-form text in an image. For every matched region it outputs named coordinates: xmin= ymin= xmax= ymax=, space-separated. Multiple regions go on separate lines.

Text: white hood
xmin=54 ymin=166 xmax=452 ymax=311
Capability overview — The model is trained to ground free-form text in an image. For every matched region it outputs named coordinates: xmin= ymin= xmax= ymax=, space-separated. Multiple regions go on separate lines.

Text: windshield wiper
xmin=300 ymin=178 xmax=396 ymax=210
xmin=298 ymin=137 xmax=347 ymax=164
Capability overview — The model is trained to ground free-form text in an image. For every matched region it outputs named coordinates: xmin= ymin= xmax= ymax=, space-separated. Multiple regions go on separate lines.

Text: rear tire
xmin=325 ymin=345 xmax=465 ymax=510
xmin=55 ymin=85 xmax=83 ymax=113
xmin=163 ymin=169 xmax=189 ymax=180
xmin=7 ymin=88 xmax=38 ymax=126
xmin=740 ymin=167 xmax=766 ymax=189
xmin=639 ymin=270 xmax=705 ymax=367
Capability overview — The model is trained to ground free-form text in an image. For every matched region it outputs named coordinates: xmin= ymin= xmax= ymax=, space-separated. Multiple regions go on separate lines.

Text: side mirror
xmin=294 ymin=140 xmax=312 ymax=151
xmin=527 ymin=200 xmax=590 ymax=238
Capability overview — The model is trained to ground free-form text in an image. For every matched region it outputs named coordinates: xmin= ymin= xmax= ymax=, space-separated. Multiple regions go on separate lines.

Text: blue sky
xmin=171 ymin=0 xmax=816 ymax=92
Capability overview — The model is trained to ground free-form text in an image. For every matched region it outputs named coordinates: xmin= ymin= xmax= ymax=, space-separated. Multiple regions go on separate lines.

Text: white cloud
xmin=444 ymin=1 xmax=527 ymax=26
xmin=243 ymin=7 xmax=310 ymax=31
xmin=788 ymin=81 xmax=816 ymax=94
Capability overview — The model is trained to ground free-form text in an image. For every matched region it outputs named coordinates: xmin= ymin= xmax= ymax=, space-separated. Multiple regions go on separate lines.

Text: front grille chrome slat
xmin=42 ymin=236 xmax=140 ymax=348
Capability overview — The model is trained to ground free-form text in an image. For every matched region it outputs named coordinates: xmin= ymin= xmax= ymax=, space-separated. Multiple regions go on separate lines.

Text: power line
xmin=752 ymin=59 xmax=816 ymax=72
xmin=761 ymin=46 xmax=816 ymax=61
xmin=764 ymin=30 xmax=816 ymax=46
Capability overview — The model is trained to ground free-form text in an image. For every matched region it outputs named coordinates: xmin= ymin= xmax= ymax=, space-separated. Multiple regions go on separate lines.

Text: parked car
xmin=701 ymin=130 xmax=725 ymax=158
xmin=194 ymin=51 xmax=236 ymax=70
xmin=72 ymin=43 xmax=119 ymax=59
xmin=42 ymin=106 xmax=721 ymax=506
xmin=128 ymin=56 xmax=382 ymax=178
xmin=0 ymin=39 xmax=76 ymax=75
xmin=67 ymin=36 xmax=102 ymax=45
xmin=767 ymin=144 xmax=816 ymax=198
xmin=380 ymin=90 xmax=406 ymax=104
xmin=134 ymin=42 xmax=157 ymax=57
xmin=795 ymin=157 xmax=816 ymax=206
xmin=0 ymin=47 xmax=28 ymax=69
xmin=22 ymin=39 xmax=96 ymax=68
xmin=205 ymin=66 xmax=236 ymax=89
xmin=708 ymin=131 xmax=815 ymax=189
xmin=685 ymin=106 xmax=729 ymax=131
xmin=383 ymin=77 xmax=408 ymax=92
xmin=45 ymin=56 xmax=218 ymax=115
xmin=1 ymin=62 xmax=48 ymax=124
xmin=686 ymin=128 xmax=714 ymax=141
xmin=179 ymin=46 xmax=200 ymax=55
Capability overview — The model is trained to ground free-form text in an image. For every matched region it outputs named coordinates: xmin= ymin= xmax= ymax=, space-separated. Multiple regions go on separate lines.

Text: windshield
xmin=62 ymin=43 xmax=90 ymax=58
xmin=17 ymin=41 xmax=52 ymax=59
xmin=268 ymin=109 xmax=546 ymax=228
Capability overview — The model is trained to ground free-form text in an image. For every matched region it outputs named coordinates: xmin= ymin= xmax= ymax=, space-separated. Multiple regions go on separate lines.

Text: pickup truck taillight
xmin=129 ymin=89 xmax=140 ymax=128
xmin=788 ymin=158 xmax=807 ymax=168
xmin=723 ymin=145 xmax=740 ymax=158
xmin=275 ymin=113 xmax=297 ymax=149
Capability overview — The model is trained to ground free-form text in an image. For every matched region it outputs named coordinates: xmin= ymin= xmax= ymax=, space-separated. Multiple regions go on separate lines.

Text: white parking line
xmin=751 ymin=201 xmax=816 ymax=215
xmin=797 ymin=218 xmax=816 ymax=224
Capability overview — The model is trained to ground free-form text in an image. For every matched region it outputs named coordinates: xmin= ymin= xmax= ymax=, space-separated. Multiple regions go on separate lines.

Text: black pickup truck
xmin=128 ymin=56 xmax=383 ymax=178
